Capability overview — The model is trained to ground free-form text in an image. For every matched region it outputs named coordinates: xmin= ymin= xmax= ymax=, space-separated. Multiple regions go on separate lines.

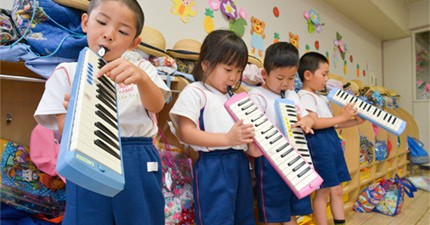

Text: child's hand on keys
xmin=226 ymin=120 xmax=255 ymax=145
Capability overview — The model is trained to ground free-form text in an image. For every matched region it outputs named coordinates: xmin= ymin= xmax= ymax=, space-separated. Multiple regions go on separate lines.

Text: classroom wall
xmin=140 ymin=0 xmax=383 ymax=85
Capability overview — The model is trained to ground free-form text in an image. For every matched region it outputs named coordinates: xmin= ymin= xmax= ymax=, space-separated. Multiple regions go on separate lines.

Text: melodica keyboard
xmin=275 ymin=98 xmax=314 ymax=167
xmin=57 ymin=47 xmax=124 ymax=197
xmin=225 ymin=92 xmax=323 ymax=199
xmin=327 ymin=88 xmax=406 ymax=136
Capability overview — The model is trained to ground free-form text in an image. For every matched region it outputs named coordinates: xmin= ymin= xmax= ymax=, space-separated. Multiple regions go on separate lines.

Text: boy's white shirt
xmin=169 ymin=82 xmax=247 ymax=152
xmin=298 ymin=90 xmax=333 ymax=118
xmin=249 ymin=86 xmax=308 ymax=129
xmin=34 ymin=60 xmax=171 ymax=138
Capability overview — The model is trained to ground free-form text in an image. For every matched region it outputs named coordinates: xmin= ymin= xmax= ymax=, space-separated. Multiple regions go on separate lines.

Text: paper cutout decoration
xmin=171 ymin=0 xmax=198 ymax=23
xmin=326 ymin=51 xmax=330 ymax=64
xmin=356 ymin=64 xmax=360 ymax=77
xmin=250 ymin=16 xmax=266 ymax=58
xmin=208 ymin=0 xmax=221 ymax=10
xmin=350 ymin=55 xmax=353 ymax=63
xmin=204 ymin=8 xmax=215 ymax=33
xmin=303 ymin=9 xmax=324 ymax=34
xmin=305 ymin=44 xmax=310 ymax=53
xmin=315 ymin=41 xmax=320 ymax=50
xmin=289 ymin=32 xmax=299 ymax=49
xmin=343 ymin=60 xmax=348 ymax=75
xmin=220 ymin=0 xmax=238 ymax=20
xmin=273 ymin=32 xmax=280 ymax=43
xmin=334 ymin=32 xmax=348 ymax=60
xmin=239 ymin=8 xmax=247 ymax=19
xmin=363 ymin=70 xmax=366 ymax=76
xmin=229 ymin=18 xmax=247 ymax=37
xmin=273 ymin=7 xmax=279 ymax=17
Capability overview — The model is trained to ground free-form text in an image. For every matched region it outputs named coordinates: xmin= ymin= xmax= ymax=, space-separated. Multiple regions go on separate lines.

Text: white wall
xmin=140 ymin=0 xmax=383 ymax=84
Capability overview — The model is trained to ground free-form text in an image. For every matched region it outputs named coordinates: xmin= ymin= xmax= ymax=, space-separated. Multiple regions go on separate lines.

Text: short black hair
xmin=298 ymin=52 xmax=329 ymax=82
xmin=263 ymin=42 xmax=299 ymax=74
xmin=193 ymin=30 xmax=248 ymax=87
xmin=87 ymin=0 xmax=144 ymax=37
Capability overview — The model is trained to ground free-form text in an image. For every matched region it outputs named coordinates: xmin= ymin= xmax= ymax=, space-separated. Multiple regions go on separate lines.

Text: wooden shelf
xmin=0 ymin=61 xmax=44 ymax=79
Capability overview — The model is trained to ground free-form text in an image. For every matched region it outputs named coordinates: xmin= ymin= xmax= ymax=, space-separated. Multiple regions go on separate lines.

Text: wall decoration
xmin=273 ymin=32 xmax=280 ymax=43
xmin=171 ymin=0 xmax=198 ymax=23
xmin=239 ymin=8 xmax=247 ymax=19
xmin=289 ymin=32 xmax=299 ymax=49
xmin=363 ymin=70 xmax=366 ymax=77
xmin=208 ymin=0 xmax=221 ymax=10
xmin=415 ymin=31 xmax=429 ymax=100
xmin=315 ymin=40 xmax=319 ymax=50
xmin=326 ymin=51 xmax=330 ymax=64
xmin=229 ymin=18 xmax=247 ymax=37
xmin=356 ymin=64 xmax=360 ymax=77
xmin=250 ymin=16 xmax=266 ymax=58
xmin=334 ymin=32 xmax=347 ymax=60
xmin=332 ymin=46 xmax=340 ymax=68
xmin=273 ymin=7 xmax=279 ymax=17
xmin=303 ymin=9 xmax=324 ymax=34
xmin=305 ymin=44 xmax=310 ymax=53
xmin=203 ymin=8 xmax=215 ymax=33
xmin=220 ymin=0 xmax=238 ymax=20
xmin=343 ymin=60 xmax=348 ymax=75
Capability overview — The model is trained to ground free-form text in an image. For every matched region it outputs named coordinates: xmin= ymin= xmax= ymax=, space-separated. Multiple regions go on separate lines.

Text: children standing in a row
xmin=34 ymin=0 xmax=170 ymax=224
xmin=298 ymin=52 xmax=365 ymax=225
xmin=249 ymin=42 xmax=315 ymax=225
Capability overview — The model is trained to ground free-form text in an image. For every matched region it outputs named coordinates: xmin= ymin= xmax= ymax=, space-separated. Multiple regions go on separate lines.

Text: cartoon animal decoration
xmin=171 ymin=0 xmax=198 ymax=23
xmin=204 ymin=8 xmax=215 ymax=33
xmin=289 ymin=32 xmax=299 ymax=49
xmin=250 ymin=16 xmax=266 ymax=58
xmin=208 ymin=0 xmax=221 ymax=10
xmin=303 ymin=9 xmax=324 ymax=34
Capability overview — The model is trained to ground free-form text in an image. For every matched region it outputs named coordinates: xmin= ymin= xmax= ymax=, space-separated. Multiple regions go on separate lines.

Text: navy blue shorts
xmin=62 ymin=137 xmax=165 ymax=225
xmin=254 ymin=156 xmax=312 ymax=223
xmin=306 ymin=127 xmax=351 ymax=188
xmin=193 ymin=149 xmax=256 ymax=225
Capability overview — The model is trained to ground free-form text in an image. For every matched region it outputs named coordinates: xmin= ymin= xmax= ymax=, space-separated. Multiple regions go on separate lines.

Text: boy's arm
xmin=247 ymin=142 xmax=263 ymax=157
xmin=175 ymin=116 xmax=254 ymax=147
xmin=308 ymin=103 xmax=359 ymax=129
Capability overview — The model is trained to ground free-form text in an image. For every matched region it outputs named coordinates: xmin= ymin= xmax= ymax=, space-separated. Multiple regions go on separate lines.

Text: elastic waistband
xmin=120 ymin=137 xmax=153 ymax=145
xmin=200 ymin=149 xmax=244 ymax=156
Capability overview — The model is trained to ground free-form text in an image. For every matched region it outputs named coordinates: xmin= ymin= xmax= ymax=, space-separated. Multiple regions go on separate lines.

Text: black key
xmin=287 ymin=156 xmax=301 ymax=166
xmin=97 ymin=83 xmax=115 ymax=102
xmin=383 ymin=113 xmax=388 ymax=120
xmin=241 ymin=102 xmax=253 ymax=110
xmin=392 ymin=117 xmax=397 ymax=125
xmin=255 ymin=118 xmax=268 ymax=127
xmin=96 ymin=110 xmax=117 ymax=129
xmin=265 ymin=130 xmax=277 ymax=139
xmin=95 ymin=122 xmax=118 ymax=142
xmin=280 ymin=147 xmax=293 ymax=157
xmin=95 ymin=130 xmax=119 ymax=150
xmin=98 ymin=75 xmax=115 ymax=93
xmin=251 ymin=114 xmax=264 ymax=123
xmin=377 ymin=110 xmax=382 ymax=117
xmin=261 ymin=125 xmax=274 ymax=135
xmin=245 ymin=106 xmax=258 ymax=115
xmin=292 ymin=161 xmax=306 ymax=172
xmin=387 ymin=115 xmax=393 ymax=123
xmin=298 ymin=167 xmax=311 ymax=178
xmin=276 ymin=143 xmax=289 ymax=153
xmin=96 ymin=94 xmax=116 ymax=112
xmin=269 ymin=135 xmax=282 ymax=145
xmin=96 ymin=103 xmax=116 ymax=122
xmin=238 ymin=98 xmax=250 ymax=106
xmin=97 ymin=87 xmax=116 ymax=107
xmin=94 ymin=139 xmax=120 ymax=159
xmin=373 ymin=108 xmax=378 ymax=115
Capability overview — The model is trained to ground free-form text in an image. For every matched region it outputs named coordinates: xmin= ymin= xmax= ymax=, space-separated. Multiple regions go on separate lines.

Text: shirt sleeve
xmin=249 ymin=92 xmax=267 ymax=113
xmin=137 ymin=60 xmax=171 ymax=100
xmin=169 ymin=85 xmax=206 ymax=128
xmin=287 ymin=91 xmax=309 ymax=117
xmin=299 ymin=92 xmax=318 ymax=114
xmin=34 ymin=65 xmax=73 ymax=131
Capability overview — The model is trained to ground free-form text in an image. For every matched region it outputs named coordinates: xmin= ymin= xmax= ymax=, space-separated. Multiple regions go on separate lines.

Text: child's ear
xmin=261 ymin=69 xmax=268 ymax=80
xmin=304 ymin=70 xmax=312 ymax=81
xmin=81 ymin=13 xmax=89 ymax=33
xmin=201 ymin=60 xmax=209 ymax=72
xmin=130 ymin=36 xmax=141 ymax=50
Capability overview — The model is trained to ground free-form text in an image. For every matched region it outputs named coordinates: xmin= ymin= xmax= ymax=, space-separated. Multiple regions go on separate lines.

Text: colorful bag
xmin=408 ymin=136 xmax=429 ymax=164
xmin=359 ymin=135 xmax=374 ymax=165
xmin=375 ymin=138 xmax=388 ymax=161
xmin=1 ymin=139 xmax=66 ymax=219
xmin=353 ymin=182 xmax=386 ymax=212
xmin=11 ymin=0 xmax=87 ymax=59
xmin=374 ymin=175 xmax=417 ymax=216
xmin=155 ymin=132 xmax=195 ymax=225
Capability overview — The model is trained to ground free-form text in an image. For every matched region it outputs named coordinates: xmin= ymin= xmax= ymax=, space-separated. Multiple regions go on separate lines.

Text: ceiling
xmin=324 ymin=0 xmax=426 ymax=41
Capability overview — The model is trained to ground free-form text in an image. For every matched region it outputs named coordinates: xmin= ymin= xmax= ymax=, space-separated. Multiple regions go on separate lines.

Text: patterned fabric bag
xmin=374 ymin=175 xmax=417 ymax=216
xmin=0 ymin=139 xmax=66 ymax=219
xmin=353 ymin=182 xmax=386 ymax=212
xmin=155 ymin=132 xmax=195 ymax=225
xmin=359 ymin=135 xmax=374 ymax=165
xmin=11 ymin=0 xmax=87 ymax=59
xmin=408 ymin=136 xmax=429 ymax=164
xmin=375 ymin=139 xmax=388 ymax=161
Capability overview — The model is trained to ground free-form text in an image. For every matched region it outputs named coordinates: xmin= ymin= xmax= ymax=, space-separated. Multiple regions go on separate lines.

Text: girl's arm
xmin=175 ymin=116 xmax=254 ymax=147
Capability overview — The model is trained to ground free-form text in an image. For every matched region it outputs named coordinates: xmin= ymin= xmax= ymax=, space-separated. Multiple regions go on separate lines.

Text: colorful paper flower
xmin=239 ymin=8 xmax=247 ymax=19
xmin=303 ymin=9 xmax=324 ymax=33
xmin=334 ymin=32 xmax=348 ymax=60
xmin=208 ymin=0 xmax=221 ymax=10
xmin=220 ymin=0 xmax=238 ymax=20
